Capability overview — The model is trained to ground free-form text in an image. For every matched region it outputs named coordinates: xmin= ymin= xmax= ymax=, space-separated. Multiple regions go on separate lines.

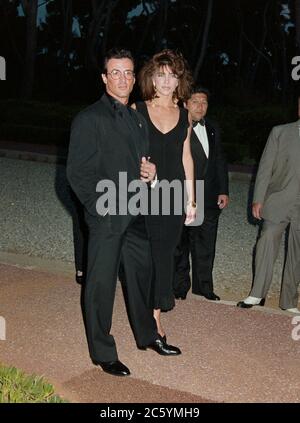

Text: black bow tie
xmin=192 ymin=119 xmax=205 ymax=128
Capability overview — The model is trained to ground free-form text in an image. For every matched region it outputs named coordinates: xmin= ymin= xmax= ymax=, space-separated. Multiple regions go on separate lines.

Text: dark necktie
xmin=113 ymin=102 xmax=142 ymax=162
xmin=113 ymin=101 xmax=125 ymax=117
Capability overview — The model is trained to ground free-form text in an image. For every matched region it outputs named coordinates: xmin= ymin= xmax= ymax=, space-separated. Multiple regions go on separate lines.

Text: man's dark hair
xmin=103 ymin=48 xmax=134 ymax=72
xmin=190 ymin=85 xmax=210 ymax=100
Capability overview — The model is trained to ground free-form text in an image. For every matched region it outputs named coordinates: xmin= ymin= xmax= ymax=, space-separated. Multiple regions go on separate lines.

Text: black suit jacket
xmin=67 ymin=94 xmax=149 ymax=233
xmin=191 ymin=119 xmax=229 ymax=209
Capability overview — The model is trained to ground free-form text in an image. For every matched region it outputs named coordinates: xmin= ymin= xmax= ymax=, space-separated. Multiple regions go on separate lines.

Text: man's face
xmin=185 ymin=93 xmax=208 ymax=122
xmin=102 ymin=58 xmax=135 ymax=103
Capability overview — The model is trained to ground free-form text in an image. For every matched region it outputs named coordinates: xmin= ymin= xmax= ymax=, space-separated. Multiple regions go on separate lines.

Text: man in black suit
xmin=67 ymin=48 xmax=180 ymax=377
xmin=174 ymin=86 xmax=229 ymax=301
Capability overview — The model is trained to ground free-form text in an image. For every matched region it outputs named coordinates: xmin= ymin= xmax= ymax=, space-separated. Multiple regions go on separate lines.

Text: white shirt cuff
xmin=150 ymin=174 xmax=158 ymax=188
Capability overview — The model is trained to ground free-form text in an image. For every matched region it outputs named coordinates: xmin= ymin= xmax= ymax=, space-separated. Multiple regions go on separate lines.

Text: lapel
xmin=100 ymin=93 xmax=115 ymax=119
xmin=191 ymin=122 xmax=216 ymax=177
xmin=191 ymin=127 xmax=207 ymax=163
xmin=127 ymin=107 xmax=146 ymax=160
xmin=99 ymin=94 xmax=144 ymax=170
xmin=205 ymin=120 xmax=216 ymax=160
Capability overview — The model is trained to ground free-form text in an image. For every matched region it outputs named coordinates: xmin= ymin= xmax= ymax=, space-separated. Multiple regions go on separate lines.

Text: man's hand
xmin=252 ymin=202 xmax=263 ymax=220
xmin=140 ymin=156 xmax=156 ymax=182
xmin=217 ymin=195 xmax=229 ymax=209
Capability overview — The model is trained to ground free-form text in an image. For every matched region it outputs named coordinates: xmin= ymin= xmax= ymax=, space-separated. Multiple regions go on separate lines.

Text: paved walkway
xmin=1 ymin=255 xmax=300 ymax=403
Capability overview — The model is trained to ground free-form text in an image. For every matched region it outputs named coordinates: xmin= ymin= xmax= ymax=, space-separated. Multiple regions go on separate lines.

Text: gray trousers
xmin=251 ymin=205 xmax=300 ymax=309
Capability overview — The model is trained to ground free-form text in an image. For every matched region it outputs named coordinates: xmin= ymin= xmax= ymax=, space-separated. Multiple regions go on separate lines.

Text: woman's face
xmin=152 ymin=65 xmax=179 ymax=97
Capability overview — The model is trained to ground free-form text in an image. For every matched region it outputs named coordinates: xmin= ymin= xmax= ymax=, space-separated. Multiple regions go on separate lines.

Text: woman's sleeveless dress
xmin=136 ymin=101 xmax=189 ymax=311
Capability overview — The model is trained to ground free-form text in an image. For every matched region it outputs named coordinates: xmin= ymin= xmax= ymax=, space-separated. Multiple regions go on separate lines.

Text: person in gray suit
xmin=237 ymin=102 xmax=300 ymax=313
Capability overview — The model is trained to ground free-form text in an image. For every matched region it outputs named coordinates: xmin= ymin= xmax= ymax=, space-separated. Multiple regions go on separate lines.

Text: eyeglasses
xmin=106 ymin=69 xmax=135 ymax=80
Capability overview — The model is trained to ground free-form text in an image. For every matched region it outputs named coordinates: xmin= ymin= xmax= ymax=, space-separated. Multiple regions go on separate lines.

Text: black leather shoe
xmin=96 ymin=360 xmax=130 ymax=376
xmin=237 ymin=299 xmax=265 ymax=308
xmin=140 ymin=336 xmax=181 ymax=356
xmin=203 ymin=292 xmax=220 ymax=301
xmin=175 ymin=293 xmax=187 ymax=300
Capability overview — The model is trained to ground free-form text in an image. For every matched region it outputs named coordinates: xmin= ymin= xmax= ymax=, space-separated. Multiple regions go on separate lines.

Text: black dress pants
xmin=84 ymin=214 xmax=157 ymax=363
xmin=174 ymin=208 xmax=221 ymax=296
xmin=70 ymin=189 xmax=88 ymax=274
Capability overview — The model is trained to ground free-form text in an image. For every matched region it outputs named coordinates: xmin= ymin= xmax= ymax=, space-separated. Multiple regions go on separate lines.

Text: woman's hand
xmin=184 ymin=202 xmax=197 ymax=225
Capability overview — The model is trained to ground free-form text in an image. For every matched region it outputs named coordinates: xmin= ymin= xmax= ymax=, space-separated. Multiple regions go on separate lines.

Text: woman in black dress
xmin=133 ymin=50 xmax=196 ymax=339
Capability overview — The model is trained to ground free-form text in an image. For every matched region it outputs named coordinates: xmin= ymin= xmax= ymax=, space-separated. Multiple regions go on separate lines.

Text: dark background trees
xmin=0 ymin=0 xmax=299 ymax=163
xmin=1 ymin=0 xmax=298 ymax=103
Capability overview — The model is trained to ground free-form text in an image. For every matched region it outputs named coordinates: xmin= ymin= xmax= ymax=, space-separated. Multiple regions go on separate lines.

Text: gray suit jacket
xmin=253 ymin=119 xmax=300 ymax=223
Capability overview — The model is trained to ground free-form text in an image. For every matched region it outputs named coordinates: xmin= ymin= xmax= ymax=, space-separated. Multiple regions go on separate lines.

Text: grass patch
xmin=0 ymin=365 xmax=68 ymax=403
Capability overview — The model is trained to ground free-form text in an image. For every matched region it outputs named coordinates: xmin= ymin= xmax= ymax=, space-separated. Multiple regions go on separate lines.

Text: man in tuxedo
xmin=237 ymin=100 xmax=300 ymax=313
xmin=174 ymin=86 xmax=229 ymax=301
xmin=69 ymin=188 xmax=88 ymax=285
xmin=67 ymin=48 xmax=180 ymax=377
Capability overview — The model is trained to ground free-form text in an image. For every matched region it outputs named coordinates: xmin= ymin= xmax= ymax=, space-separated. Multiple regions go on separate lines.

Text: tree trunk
xmin=247 ymin=1 xmax=270 ymax=87
xmin=136 ymin=13 xmax=157 ymax=56
xmin=242 ymin=1 xmax=276 ymax=92
xmin=136 ymin=1 xmax=159 ymax=56
xmin=60 ymin=0 xmax=73 ymax=68
xmin=1 ymin=1 xmax=24 ymax=66
xmin=191 ymin=6 xmax=205 ymax=65
xmin=237 ymin=5 xmax=244 ymax=82
xmin=155 ymin=0 xmax=169 ymax=52
xmin=280 ymin=8 xmax=289 ymax=108
xmin=193 ymin=0 xmax=214 ymax=82
xmin=86 ymin=0 xmax=120 ymax=71
xmin=86 ymin=0 xmax=107 ymax=71
xmin=21 ymin=0 xmax=38 ymax=99
xmin=100 ymin=0 xmax=120 ymax=57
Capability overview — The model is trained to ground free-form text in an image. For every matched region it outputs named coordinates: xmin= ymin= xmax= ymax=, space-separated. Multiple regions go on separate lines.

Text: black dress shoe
xmin=75 ymin=274 xmax=85 ymax=285
xmin=175 ymin=293 xmax=187 ymax=300
xmin=236 ymin=298 xmax=265 ymax=308
xmin=203 ymin=292 xmax=220 ymax=301
xmin=140 ymin=336 xmax=181 ymax=356
xmin=96 ymin=360 xmax=130 ymax=376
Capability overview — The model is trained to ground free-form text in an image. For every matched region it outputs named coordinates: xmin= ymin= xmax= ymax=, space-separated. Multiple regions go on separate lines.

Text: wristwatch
xmin=187 ymin=200 xmax=197 ymax=208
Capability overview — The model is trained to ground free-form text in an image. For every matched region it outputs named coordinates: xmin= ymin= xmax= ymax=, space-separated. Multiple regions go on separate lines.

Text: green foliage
xmin=0 ymin=365 xmax=67 ymax=403
xmin=0 ymin=99 xmax=82 ymax=128
xmin=0 ymin=99 xmax=83 ymax=145
xmin=0 ymin=0 xmax=297 ymax=103
xmin=211 ymin=104 xmax=295 ymax=164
